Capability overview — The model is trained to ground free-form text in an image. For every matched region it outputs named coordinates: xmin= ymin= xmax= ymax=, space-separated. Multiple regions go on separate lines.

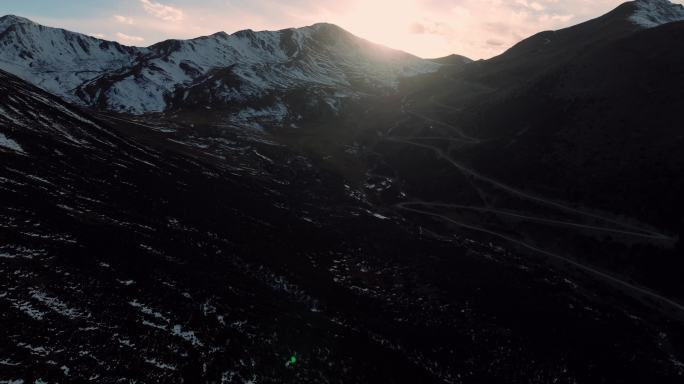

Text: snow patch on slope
xmin=235 ymin=102 xmax=289 ymax=130
xmin=0 ymin=133 xmax=24 ymax=153
xmin=630 ymin=0 xmax=684 ymax=28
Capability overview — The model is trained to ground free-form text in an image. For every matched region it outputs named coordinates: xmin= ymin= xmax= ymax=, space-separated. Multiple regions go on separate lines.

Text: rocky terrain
xmin=2 ymin=0 xmax=684 ymax=383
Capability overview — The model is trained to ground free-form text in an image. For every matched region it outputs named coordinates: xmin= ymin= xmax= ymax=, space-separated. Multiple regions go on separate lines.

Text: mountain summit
xmin=629 ymin=0 xmax=684 ymax=27
xmin=0 ymin=14 xmax=34 ymax=26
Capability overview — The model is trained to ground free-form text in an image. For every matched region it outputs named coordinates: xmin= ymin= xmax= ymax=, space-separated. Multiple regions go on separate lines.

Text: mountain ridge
xmin=0 ymin=15 xmax=439 ymax=121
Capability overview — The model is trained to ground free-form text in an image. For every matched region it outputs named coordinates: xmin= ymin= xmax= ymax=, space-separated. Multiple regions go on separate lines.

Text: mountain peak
xmin=308 ymin=22 xmax=343 ymax=30
xmin=210 ymin=31 xmax=229 ymax=38
xmin=232 ymin=28 xmax=256 ymax=38
xmin=310 ymin=22 xmax=352 ymax=36
xmin=0 ymin=14 xmax=36 ymax=28
xmin=630 ymin=0 xmax=684 ymax=28
xmin=1 ymin=14 xmax=32 ymax=23
xmin=430 ymin=54 xmax=474 ymax=65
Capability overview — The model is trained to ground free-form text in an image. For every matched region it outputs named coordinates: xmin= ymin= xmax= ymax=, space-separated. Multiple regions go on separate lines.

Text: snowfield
xmin=0 ymin=132 xmax=24 ymax=153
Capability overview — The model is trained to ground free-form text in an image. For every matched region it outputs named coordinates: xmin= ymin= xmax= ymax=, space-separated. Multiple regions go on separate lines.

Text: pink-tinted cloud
xmin=113 ymin=15 xmax=134 ymax=25
xmin=140 ymin=0 xmax=184 ymax=22
xmin=115 ymin=32 xmax=145 ymax=45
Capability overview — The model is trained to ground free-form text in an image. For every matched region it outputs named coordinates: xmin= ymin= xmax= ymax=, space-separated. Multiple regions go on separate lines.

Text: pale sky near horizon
xmin=1 ymin=0 xmax=683 ymax=59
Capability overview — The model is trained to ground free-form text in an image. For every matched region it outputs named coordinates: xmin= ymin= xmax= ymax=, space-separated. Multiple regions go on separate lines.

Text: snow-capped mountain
xmin=629 ymin=0 xmax=684 ymax=28
xmin=0 ymin=16 xmax=141 ymax=103
xmin=0 ymin=16 xmax=438 ymax=122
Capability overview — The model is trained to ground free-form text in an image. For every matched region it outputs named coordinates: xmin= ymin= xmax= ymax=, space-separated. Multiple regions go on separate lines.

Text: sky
xmin=1 ymin=0 xmax=683 ymax=59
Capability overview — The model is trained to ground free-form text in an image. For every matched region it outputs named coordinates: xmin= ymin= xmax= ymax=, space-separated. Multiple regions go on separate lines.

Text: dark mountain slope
xmin=3 ymin=69 xmax=684 ymax=382
xmin=458 ymin=0 xmax=683 ymax=88
xmin=394 ymin=2 xmax=684 ymax=234
xmin=0 ymin=69 xmax=446 ymax=383
xmin=460 ymin=20 xmax=684 ymax=232
xmin=470 ymin=1 xmax=642 ymax=86
xmin=319 ymin=1 xmax=684 ymax=311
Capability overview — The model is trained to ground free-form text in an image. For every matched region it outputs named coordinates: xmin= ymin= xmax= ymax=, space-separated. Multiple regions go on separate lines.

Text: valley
xmin=2 ymin=1 xmax=684 ymax=383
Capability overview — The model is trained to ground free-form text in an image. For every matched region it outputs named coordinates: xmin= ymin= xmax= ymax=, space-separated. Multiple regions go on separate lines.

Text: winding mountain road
xmin=397 ymin=203 xmax=684 ymax=314
xmin=383 ymin=108 xmax=682 ymax=314
xmin=405 ymin=111 xmax=481 ymax=144
xmin=402 ymin=202 xmax=672 ymax=241
xmin=386 ymin=136 xmax=674 ymax=241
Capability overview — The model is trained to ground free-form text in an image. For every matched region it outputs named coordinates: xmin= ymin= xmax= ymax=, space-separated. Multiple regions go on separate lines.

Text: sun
xmin=327 ymin=0 xmax=454 ymax=58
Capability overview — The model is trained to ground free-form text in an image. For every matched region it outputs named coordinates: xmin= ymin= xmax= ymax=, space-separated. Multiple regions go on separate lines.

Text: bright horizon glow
xmin=1 ymin=0 xmax=683 ymax=59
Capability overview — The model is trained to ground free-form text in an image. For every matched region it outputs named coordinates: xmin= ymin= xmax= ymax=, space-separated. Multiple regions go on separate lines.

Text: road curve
xmin=400 ymin=202 xmax=672 ymax=241
xmin=405 ymin=111 xmax=481 ymax=144
xmin=397 ymin=204 xmax=684 ymax=314
xmin=386 ymin=137 xmax=674 ymax=241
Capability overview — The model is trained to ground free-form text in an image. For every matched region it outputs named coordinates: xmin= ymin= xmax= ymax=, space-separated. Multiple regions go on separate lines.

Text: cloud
xmin=116 ymin=32 xmax=145 ymax=45
xmin=90 ymin=33 xmax=106 ymax=39
xmin=140 ymin=0 xmax=184 ymax=22
xmin=409 ymin=20 xmax=454 ymax=39
xmin=539 ymin=13 xmax=575 ymax=24
xmin=387 ymin=0 xmax=615 ymax=58
xmin=114 ymin=15 xmax=134 ymax=25
xmin=486 ymin=38 xmax=505 ymax=47
xmin=516 ymin=0 xmax=545 ymax=12
xmin=409 ymin=22 xmax=426 ymax=34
